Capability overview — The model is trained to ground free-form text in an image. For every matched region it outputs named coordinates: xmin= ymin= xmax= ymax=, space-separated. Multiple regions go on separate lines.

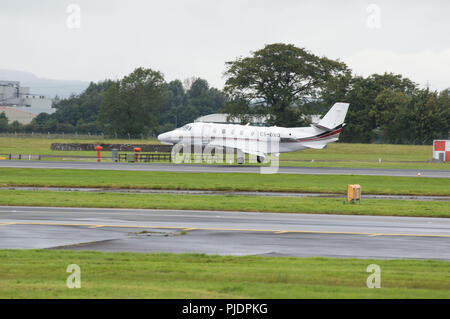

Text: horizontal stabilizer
xmin=311 ymin=123 xmax=332 ymax=131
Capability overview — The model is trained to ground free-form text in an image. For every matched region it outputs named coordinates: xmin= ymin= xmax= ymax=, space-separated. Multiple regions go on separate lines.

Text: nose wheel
xmin=257 ymin=156 xmax=265 ymax=163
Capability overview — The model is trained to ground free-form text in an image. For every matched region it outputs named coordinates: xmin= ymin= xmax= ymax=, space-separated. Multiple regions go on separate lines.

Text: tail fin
xmin=317 ymin=103 xmax=349 ymax=130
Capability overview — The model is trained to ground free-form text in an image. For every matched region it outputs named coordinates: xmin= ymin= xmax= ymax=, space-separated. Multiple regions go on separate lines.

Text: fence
xmin=0 ymin=132 xmax=105 ymax=139
xmin=117 ymin=153 xmax=229 ymax=163
xmin=51 ymin=143 xmax=171 ymax=152
xmin=118 ymin=153 xmax=171 ymax=162
xmin=1 ymin=154 xmax=42 ymax=160
xmin=0 ymin=153 xmax=104 ymax=160
xmin=0 ymin=132 xmax=157 ymax=140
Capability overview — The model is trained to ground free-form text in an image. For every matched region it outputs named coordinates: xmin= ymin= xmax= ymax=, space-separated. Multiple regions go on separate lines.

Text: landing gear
xmin=237 ymin=149 xmax=245 ymax=164
xmin=257 ymin=155 xmax=265 ymax=163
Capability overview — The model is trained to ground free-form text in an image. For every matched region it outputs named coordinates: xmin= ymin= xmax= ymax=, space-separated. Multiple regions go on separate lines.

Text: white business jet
xmin=157 ymin=102 xmax=349 ymax=164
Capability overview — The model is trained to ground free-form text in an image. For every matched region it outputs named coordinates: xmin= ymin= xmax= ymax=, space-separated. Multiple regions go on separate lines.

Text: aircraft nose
xmin=157 ymin=132 xmax=168 ymax=141
xmin=157 ymin=132 xmax=173 ymax=144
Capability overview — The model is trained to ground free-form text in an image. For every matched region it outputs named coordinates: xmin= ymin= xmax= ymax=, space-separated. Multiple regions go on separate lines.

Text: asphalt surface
xmin=2 ymin=186 xmax=449 ymax=201
xmin=1 ymin=206 xmax=449 ymax=259
xmin=1 ymin=160 xmax=449 ymax=177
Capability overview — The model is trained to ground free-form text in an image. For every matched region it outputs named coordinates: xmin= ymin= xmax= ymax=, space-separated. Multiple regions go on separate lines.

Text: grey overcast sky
xmin=1 ymin=0 xmax=449 ymax=90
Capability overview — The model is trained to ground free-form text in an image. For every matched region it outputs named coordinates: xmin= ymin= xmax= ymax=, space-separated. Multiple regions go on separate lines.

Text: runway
xmin=1 ymin=206 xmax=449 ymax=259
xmin=1 ymin=160 xmax=449 ymax=177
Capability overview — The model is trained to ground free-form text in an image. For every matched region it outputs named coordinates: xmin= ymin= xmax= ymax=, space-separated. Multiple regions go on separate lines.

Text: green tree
xmin=185 ymin=78 xmax=225 ymax=124
xmin=54 ymin=81 xmax=113 ymax=128
xmin=436 ymin=89 xmax=450 ymax=139
xmin=406 ymin=88 xmax=449 ymax=144
xmin=159 ymin=80 xmax=186 ymax=130
xmin=157 ymin=78 xmax=226 ymax=133
xmin=334 ymin=73 xmax=418 ymax=143
xmin=373 ymin=89 xmax=410 ymax=143
xmin=98 ymin=67 xmax=167 ymax=137
xmin=0 ymin=112 xmax=8 ymax=132
xmin=9 ymin=120 xmax=23 ymax=133
xmin=42 ymin=118 xmax=58 ymax=133
xmin=224 ymin=43 xmax=350 ymax=126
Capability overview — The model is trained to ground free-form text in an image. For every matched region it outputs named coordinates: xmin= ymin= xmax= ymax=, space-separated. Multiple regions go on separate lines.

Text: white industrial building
xmin=0 ymin=81 xmax=54 ymax=121
xmin=0 ymin=106 xmax=36 ymax=124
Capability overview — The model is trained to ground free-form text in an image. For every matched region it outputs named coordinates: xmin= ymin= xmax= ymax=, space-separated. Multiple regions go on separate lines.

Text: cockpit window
xmin=180 ymin=125 xmax=192 ymax=131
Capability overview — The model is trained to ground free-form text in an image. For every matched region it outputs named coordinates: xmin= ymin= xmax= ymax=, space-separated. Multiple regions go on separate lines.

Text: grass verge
xmin=279 ymin=160 xmax=448 ymax=170
xmin=0 ymin=250 xmax=448 ymax=298
xmin=0 ymin=137 xmax=448 ymax=170
xmin=0 ymin=168 xmax=449 ymax=196
xmin=0 ymin=190 xmax=449 ymax=217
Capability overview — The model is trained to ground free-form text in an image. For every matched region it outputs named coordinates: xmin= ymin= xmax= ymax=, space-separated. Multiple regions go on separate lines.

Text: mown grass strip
xmin=0 ymin=190 xmax=449 ymax=217
xmin=0 ymin=168 xmax=449 ymax=196
xmin=0 ymin=250 xmax=448 ymax=298
xmin=279 ymin=160 xmax=448 ymax=170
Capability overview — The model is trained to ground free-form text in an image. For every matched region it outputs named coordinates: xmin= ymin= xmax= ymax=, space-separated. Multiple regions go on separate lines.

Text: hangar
xmin=0 ymin=106 xmax=36 ymax=124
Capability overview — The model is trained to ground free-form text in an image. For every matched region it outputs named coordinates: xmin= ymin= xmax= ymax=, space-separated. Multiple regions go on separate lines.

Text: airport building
xmin=0 ymin=106 xmax=36 ymax=124
xmin=0 ymin=81 xmax=54 ymax=123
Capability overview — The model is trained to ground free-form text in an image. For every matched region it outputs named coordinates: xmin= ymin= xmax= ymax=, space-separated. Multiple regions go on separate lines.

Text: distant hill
xmin=0 ymin=69 xmax=89 ymax=98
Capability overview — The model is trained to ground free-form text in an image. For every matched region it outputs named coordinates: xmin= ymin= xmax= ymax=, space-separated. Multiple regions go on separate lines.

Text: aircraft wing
xmin=299 ymin=141 xmax=327 ymax=149
xmin=300 ymin=138 xmax=338 ymax=149
xmin=207 ymin=139 xmax=267 ymax=157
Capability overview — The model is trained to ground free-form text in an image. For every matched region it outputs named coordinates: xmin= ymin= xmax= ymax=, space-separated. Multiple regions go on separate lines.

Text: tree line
xmin=0 ymin=43 xmax=448 ymax=144
xmin=0 ymin=71 xmax=225 ymax=138
xmin=223 ymin=43 xmax=449 ymax=144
